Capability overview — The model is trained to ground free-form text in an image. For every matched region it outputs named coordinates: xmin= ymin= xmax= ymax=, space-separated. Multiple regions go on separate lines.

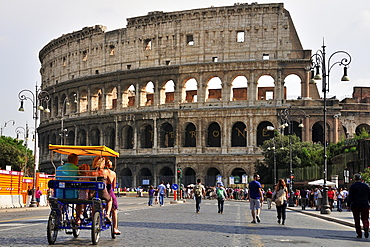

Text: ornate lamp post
xmin=0 ymin=120 xmax=16 ymax=136
xmin=15 ymin=123 xmax=35 ymax=175
xmin=311 ymin=41 xmax=351 ymax=214
xmin=279 ymin=108 xmax=308 ymax=207
xmin=18 ymin=83 xmax=50 ymax=207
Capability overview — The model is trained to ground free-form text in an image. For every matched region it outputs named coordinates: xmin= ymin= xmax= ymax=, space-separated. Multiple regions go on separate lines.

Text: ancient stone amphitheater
xmin=38 ymin=3 xmax=370 ymax=188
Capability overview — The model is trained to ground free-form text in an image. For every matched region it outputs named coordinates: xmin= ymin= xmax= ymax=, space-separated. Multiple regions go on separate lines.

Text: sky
xmin=0 ymin=0 xmax=369 ymax=144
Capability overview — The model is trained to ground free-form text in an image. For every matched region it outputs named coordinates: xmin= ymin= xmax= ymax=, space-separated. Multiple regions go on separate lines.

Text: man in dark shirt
xmin=347 ymin=173 xmax=370 ymax=238
xmin=248 ymin=174 xmax=263 ymax=223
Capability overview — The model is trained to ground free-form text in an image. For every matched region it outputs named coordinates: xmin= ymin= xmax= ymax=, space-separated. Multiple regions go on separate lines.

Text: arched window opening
xmin=206 ymin=167 xmax=220 ymax=187
xmin=79 ymin=90 xmax=88 ymax=112
xmin=145 ymin=81 xmax=155 ymax=106
xmin=106 ymin=87 xmax=118 ymax=109
xmin=207 ymin=122 xmax=221 ymax=147
xmin=161 ymin=123 xmax=174 ymax=148
xmin=184 ymin=123 xmax=196 ymax=147
xmin=231 ymin=76 xmax=248 ymax=101
xmin=141 ymin=125 xmax=153 ymax=148
xmin=206 ymin=77 xmax=222 ymax=102
xmin=122 ymin=126 xmax=134 ymax=149
xmin=232 ymin=122 xmax=247 ymax=147
xmin=257 ymin=121 xmax=274 ymax=146
xmin=164 ymin=80 xmax=175 ymax=104
xmin=183 ymin=78 xmax=198 ymax=103
xmin=284 ymin=74 xmax=302 ymax=100
xmin=257 ymin=75 xmax=275 ymax=100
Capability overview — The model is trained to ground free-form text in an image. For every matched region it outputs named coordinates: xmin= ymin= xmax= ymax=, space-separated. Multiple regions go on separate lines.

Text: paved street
xmin=0 ymin=197 xmax=369 ymax=246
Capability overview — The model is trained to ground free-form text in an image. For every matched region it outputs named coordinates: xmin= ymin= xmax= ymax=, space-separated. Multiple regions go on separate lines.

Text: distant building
xmin=38 ymin=3 xmax=370 ymax=187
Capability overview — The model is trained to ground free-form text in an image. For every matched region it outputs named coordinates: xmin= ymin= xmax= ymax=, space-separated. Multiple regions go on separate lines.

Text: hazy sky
xmin=1 ymin=0 xmax=369 ymax=142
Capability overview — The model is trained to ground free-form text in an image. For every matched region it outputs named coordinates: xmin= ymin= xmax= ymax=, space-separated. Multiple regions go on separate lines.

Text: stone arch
xmin=356 ymin=123 xmax=370 ymax=135
xmin=140 ymin=124 xmax=153 ymax=148
xmin=106 ymin=86 xmax=118 ymax=109
xmin=121 ymin=125 xmax=134 ymax=149
xmin=160 ymin=79 xmax=175 ymax=104
xmin=122 ymin=84 xmax=136 ymax=107
xmin=207 ymin=122 xmax=221 ymax=147
xmin=282 ymin=120 xmax=304 ymax=141
xmin=184 ymin=122 xmax=196 ymax=147
xmin=231 ymin=122 xmax=247 ymax=147
xmin=312 ymin=121 xmax=325 ymax=145
xmin=158 ymin=166 xmax=174 ymax=184
xmin=105 ymin=127 xmax=115 ymax=149
xmin=66 ymin=130 xmax=75 ymax=145
xmin=206 ymin=167 xmax=221 ymax=186
xmin=61 ymin=94 xmax=68 ymax=116
xmin=257 ymin=75 xmax=275 ymax=100
xmin=69 ymin=92 xmax=78 ymax=113
xmin=77 ymin=129 xmax=87 ymax=146
xmin=120 ymin=167 xmax=133 ymax=188
xmin=91 ymin=88 xmax=103 ymax=111
xmin=284 ymin=74 xmax=302 ymax=100
xmin=257 ymin=121 xmax=274 ymax=146
xmin=79 ymin=90 xmax=88 ymax=112
xmin=138 ymin=168 xmax=153 ymax=187
xmin=160 ymin=122 xmax=174 ymax=148
xmin=90 ymin=127 xmax=100 ymax=146
xmin=183 ymin=167 xmax=196 ymax=186
xmin=231 ymin=167 xmax=247 ymax=184
xmin=143 ymin=81 xmax=154 ymax=106
xmin=205 ymin=77 xmax=222 ymax=102
xmin=183 ymin=78 xmax=198 ymax=103
xmin=231 ymin=76 xmax=248 ymax=101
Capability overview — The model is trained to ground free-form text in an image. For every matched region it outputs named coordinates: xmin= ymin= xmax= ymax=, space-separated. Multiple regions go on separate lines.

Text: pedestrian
xmin=158 ymin=181 xmax=166 ymax=206
xmin=265 ymin=188 xmax=273 ymax=209
xmin=216 ymin=182 xmax=227 ymax=214
xmin=248 ymin=174 xmax=263 ymax=223
xmin=35 ymin=187 xmax=42 ymax=207
xmin=148 ymin=185 xmax=155 ymax=206
xmin=192 ymin=179 xmax=205 ymax=213
xmin=347 ymin=173 xmax=370 ymax=238
xmin=300 ymin=187 xmax=308 ymax=210
xmin=27 ymin=186 xmax=33 ymax=207
xmin=337 ymin=188 xmax=344 ymax=212
xmin=272 ymin=179 xmax=288 ymax=225
xmin=327 ymin=187 xmax=335 ymax=211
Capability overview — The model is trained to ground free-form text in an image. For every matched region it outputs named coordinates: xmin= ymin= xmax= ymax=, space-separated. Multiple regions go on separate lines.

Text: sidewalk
xmin=288 ymin=206 xmax=355 ymax=227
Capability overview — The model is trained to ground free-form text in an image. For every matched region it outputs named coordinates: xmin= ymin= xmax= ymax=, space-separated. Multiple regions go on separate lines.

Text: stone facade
xmin=37 ymin=3 xmax=370 ymax=188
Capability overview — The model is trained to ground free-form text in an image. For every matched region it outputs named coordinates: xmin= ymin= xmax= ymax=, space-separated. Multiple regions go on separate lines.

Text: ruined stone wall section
xmin=39 ymin=3 xmax=306 ymax=88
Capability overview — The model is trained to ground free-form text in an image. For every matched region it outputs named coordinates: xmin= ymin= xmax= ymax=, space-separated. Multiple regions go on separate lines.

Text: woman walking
xmin=273 ymin=179 xmax=288 ymax=225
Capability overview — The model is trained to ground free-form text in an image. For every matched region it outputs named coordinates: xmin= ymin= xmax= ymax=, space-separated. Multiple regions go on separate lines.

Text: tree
xmin=0 ymin=136 xmax=34 ymax=175
xmin=258 ymin=132 xmax=323 ymax=184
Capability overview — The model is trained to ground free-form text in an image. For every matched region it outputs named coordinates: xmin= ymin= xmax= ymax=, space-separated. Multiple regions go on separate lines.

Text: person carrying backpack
xmin=216 ymin=182 xmax=228 ymax=214
xmin=192 ymin=179 xmax=205 ymax=213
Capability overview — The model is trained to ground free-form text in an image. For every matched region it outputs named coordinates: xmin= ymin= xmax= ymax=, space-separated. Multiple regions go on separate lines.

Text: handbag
xmin=275 ymin=188 xmax=286 ymax=206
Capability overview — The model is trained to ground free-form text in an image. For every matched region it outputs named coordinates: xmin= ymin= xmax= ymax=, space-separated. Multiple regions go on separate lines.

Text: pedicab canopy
xmin=48 ymin=144 xmax=119 ymax=157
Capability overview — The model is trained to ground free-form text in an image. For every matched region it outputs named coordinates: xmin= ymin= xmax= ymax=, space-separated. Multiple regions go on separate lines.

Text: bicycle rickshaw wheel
xmin=91 ymin=211 xmax=101 ymax=245
xmin=47 ymin=210 xmax=59 ymax=244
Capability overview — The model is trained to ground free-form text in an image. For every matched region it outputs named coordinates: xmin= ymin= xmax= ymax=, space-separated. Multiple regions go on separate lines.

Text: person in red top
xmin=327 ymin=187 xmax=335 ymax=210
xmin=265 ymin=188 xmax=273 ymax=209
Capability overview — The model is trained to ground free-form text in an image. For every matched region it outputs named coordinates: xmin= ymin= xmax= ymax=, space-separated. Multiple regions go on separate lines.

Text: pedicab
xmin=46 ymin=144 xmax=119 ymax=245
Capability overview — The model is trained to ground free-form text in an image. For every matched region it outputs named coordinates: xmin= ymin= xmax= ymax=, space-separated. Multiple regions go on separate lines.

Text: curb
xmin=288 ymin=207 xmax=354 ymax=228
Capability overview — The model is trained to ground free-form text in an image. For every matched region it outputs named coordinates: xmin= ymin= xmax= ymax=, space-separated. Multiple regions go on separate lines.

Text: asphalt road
xmin=0 ymin=197 xmax=369 ymax=246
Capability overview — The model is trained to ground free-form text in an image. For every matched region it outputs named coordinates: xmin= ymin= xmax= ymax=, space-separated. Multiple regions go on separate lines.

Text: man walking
xmin=193 ymin=179 xmax=205 ymax=213
xmin=158 ymin=181 xmax=166 ymax=206
xmin=248 ymin=174 xmax=263 ymax=223
xmin=347 ymin=173 xmax=370 ymax=238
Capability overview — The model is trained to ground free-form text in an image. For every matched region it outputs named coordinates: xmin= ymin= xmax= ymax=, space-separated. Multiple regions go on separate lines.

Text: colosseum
xmin=38 ymin=2 xmax=370 ymax=188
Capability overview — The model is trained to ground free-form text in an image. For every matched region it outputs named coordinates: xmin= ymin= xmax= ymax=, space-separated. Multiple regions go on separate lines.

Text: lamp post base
xmin=320 ymin=187 xmax=331 ymax=214
xmin=29 ymin=200 xmax=37 ymax=207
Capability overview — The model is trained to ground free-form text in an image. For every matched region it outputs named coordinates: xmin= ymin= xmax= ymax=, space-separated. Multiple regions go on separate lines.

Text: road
xmin=0 ymin=197 xmax=369 ymax=246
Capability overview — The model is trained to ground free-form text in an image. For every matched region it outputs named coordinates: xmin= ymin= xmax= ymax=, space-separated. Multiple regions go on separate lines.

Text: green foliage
xmin=361 ymin=167 xmax=370 ymax=183
xmin=0 ymin=136 xmax=34 ymax=174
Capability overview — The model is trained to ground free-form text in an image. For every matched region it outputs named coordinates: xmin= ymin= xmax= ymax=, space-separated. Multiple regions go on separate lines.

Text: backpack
xmin=216 ymin=188 xmax=225 ymax=200
xmin=194 ymin=185 xmax=203 ymax=197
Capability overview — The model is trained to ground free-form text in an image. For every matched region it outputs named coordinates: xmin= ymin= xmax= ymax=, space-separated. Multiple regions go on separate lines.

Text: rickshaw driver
xmin=56 ymin=154 xmax=79 ymax=199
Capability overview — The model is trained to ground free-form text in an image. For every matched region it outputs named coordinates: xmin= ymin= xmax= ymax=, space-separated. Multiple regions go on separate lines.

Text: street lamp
xmin=15 ymin=123 xmax=35 ymax=175
xmin=59 ymin=94 xmax=77 ymax=164
xmin=279 ymin=108 xmax=308 ymax=207
xmin=266 ymin=126 xmax=277 ymax=185
xmin=18 ymin=83 xmax=50 ymax=207
xmin=311 ymin=40 xmax=351 ymax=215
xmin=0 ymin=120 xmax=16 ymax=136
